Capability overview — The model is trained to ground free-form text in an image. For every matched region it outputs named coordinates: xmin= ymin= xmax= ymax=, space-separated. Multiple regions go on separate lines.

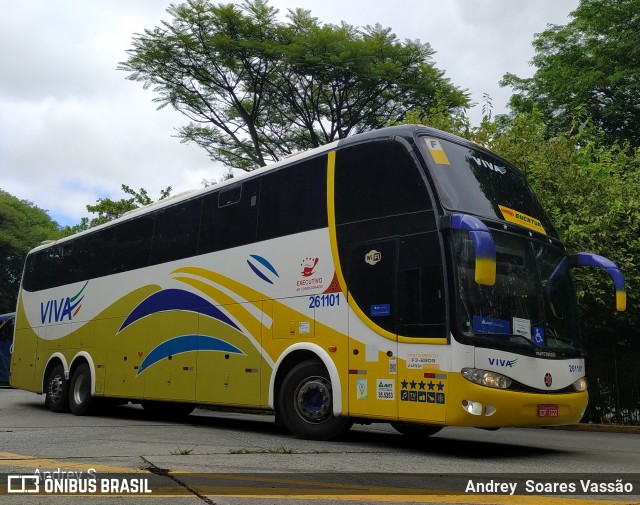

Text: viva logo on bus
xmin=39 ymin=281 xmax=88 ymax=324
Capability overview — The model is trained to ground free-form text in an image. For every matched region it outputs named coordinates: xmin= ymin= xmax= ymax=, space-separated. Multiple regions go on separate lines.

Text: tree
xmin=119 ymin=0 xmax=469 ymax=170
xmin=501 ymin=0 xmax=640 ymax=147
xmin=63 ymin=185 xmax=172 ymax=235
xmin=0 ymin=190 xmax=61 ymax=314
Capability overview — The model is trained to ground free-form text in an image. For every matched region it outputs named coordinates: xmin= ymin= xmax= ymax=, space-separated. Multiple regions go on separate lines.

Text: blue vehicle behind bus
xmin=0 ymin=313 xmax=14 ymax=385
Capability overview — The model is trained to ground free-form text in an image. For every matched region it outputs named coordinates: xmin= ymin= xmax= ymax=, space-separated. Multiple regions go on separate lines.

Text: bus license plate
xmin=538 ymin=404 xmax=558 ymax=417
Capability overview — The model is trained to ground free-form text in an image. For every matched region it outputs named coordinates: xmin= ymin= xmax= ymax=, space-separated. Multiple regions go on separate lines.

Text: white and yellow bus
xmin=10 ymin=125 xmax=626 ymax=440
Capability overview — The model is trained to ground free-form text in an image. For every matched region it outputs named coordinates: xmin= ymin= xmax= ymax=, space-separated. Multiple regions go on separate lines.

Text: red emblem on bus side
xmin=301 ymin=257 xmax=319 ymax=277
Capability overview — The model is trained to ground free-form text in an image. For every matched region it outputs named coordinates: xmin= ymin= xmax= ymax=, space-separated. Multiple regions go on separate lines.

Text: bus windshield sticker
xmin=533 ymin=326 xmax=545 ymax=346
xmin=424 ymin=138 xmax=450 ymax=165
xmin=512 ymin=317 xmax=531 ymax=340
xmin=370 ymin=304 xmax=391 ymax=317
xmin=472 ymin=316 xmax=510 ymax=335
xmin=498 ymin=205 xmax=547 ymax=235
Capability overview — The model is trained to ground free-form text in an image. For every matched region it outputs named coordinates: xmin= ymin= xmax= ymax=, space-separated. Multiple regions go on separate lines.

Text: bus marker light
xmin=328 ymin=345 xmax=337 ymax=352
xmin=572 ymin=377 xmax=587 ymax=392
xmin=462 ymin=400 xmax=483 ymax=416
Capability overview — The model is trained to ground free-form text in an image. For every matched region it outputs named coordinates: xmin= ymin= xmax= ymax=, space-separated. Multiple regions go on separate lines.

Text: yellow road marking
xmin=200 ymin=495 xmax=633 ymax=504
xmin=0 ymin=451 xmax=146 ymax=473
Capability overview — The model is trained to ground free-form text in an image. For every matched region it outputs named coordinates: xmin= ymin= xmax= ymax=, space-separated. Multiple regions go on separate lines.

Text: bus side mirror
xmin=569 ymin=253 xmax=626 ymax=311
xmin=443 ymin=214 xmax=496 ymax=286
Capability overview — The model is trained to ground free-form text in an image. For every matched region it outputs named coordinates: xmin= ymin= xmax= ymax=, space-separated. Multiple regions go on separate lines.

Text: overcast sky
xmin=0 ymin=0 xmax=579 ymax=227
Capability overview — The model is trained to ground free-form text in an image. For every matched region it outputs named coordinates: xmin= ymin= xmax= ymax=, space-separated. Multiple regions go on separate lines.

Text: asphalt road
xmin=1 ymin=387 xmax=639 ymax=504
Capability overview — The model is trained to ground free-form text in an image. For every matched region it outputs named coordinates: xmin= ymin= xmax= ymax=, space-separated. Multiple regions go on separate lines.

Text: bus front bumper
xmin=445 ymin=373 xmax=589 ymax=428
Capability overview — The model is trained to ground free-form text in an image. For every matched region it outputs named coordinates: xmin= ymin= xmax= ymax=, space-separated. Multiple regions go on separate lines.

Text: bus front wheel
xmin=278 ymin=360 xmax=352 ymax=441
xmin=45 ymin=364 xmax=70 ymax=413
xmin=69 ymin=363 xmax=94 ymax=416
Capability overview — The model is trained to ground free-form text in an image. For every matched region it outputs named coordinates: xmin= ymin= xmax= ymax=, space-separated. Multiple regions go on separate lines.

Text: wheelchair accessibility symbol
xmin=533 ymin=327 xmax=545 ymax=346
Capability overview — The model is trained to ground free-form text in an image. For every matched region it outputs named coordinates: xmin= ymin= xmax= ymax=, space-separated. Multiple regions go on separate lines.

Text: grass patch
xmin=169 ymin=447 xmax=195 ymax=455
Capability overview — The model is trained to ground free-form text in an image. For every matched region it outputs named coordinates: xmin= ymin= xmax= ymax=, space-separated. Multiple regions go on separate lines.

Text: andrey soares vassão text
xmin=465 ymin=478 xmax=634 ymax=495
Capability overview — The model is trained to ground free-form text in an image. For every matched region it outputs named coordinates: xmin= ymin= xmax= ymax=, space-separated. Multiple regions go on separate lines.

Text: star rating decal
xmin=399 ymin=377 xmax=446 ymax=404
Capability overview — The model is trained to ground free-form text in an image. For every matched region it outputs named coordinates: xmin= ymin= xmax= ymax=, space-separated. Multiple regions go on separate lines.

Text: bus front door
xmin=347 ymin=239 xmax=398 ymax=420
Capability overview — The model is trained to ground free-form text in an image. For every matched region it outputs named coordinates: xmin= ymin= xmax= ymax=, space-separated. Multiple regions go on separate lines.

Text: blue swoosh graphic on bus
xmin=137 ymin=335 xmax=244 ymax=375
xmin=247 ymin=254 xmax=279 ymax=284
xmin=119 ymin=289 xmax=241 ymax=333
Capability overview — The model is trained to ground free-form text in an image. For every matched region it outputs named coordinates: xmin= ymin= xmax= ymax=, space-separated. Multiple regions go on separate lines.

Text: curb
xmin=544 ymin=423 xmax=640 ymax=434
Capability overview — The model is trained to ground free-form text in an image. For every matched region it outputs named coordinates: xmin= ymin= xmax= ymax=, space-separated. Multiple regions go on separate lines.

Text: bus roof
xmin=27 ymin=124 xmax=480 ymax=255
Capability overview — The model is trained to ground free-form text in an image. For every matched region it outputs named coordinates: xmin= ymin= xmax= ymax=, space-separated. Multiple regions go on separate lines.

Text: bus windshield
xmin=450 ymin=230 xmax=581 ymax=356
xmin=421 ymin=136 xmax=558 ymax=238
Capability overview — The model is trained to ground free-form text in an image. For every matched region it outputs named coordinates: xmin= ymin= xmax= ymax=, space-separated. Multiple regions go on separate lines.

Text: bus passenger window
xmin=150 ymin=199 xmax=201 ymax=265
xmin=219 ymin=185 xmax=241 ymax=207
xmin=199 ymin=178 xmax=260 ymax=254
xmin=257 ymin=155 xmax=327 ymax=241
xmin=74 ymin=228 xmax=115 ymax=281
xmin=112 ymin=215 xmax=155 ymax=273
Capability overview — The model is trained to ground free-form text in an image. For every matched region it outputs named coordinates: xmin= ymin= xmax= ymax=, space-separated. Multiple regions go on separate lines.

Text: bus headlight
xmin=462 ymin=368 xmax=512 ymax=390
xmin=572 ymin=377 xmax=588 ymax=392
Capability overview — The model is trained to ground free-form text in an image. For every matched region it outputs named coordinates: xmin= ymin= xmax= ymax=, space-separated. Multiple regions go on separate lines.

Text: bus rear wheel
xmin=391 ymin=422 xmax=442 ymax=438
xmin=69 ymin=363 xmax=95 ymax=416
xmin=45 ymin=363 xmax=70 ymax=413
xmin=278 ymin=360 xmax=352 ymax=441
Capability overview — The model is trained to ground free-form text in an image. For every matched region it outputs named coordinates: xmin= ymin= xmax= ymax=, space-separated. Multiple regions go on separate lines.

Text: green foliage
xmin=202 ymin=167 xmax=234 ymax=188
xmin=119 ymin=0 xmax=469 ymax=170
xmin=0 ymin=190 xmax=61 ymax=313
xmin=501 ymin=0 xmax=640 ymax=147
xmin=394 ymin=102 xmax=471 ymax=138
xmin=62 ymin=185 xmax=172 ymax=235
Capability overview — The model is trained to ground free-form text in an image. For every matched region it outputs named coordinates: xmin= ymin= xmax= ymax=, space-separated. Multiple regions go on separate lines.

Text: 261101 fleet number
xmin=308 ymin=294 xmax=341 ymax=309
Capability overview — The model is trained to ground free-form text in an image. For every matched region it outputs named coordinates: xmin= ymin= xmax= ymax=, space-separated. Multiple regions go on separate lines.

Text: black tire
xmin=69 ymin=363 xmax=94 ymax=416
xmin=44 ymin=363 xmax=70 ymax=413
xmin=141 ymin=401 xmax=195 ymax=419
xmin=391 ymin=422 xmax=442 ymax=438
xmin=278 ymin=360 xmax=352 ymax=440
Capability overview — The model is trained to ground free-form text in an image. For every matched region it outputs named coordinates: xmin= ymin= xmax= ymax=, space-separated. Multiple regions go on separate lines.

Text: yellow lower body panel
xmin=445 ymin=373 xmax=588 ymax=428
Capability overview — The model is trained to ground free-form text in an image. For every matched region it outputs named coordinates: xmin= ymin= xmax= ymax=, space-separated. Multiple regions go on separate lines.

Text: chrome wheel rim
xmin=72 ymin=374 xmax=88 ymax=406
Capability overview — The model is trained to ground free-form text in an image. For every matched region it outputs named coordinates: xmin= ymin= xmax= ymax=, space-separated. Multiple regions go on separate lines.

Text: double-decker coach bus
xmin=10 ymin=125 xmax=626 ymax=440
